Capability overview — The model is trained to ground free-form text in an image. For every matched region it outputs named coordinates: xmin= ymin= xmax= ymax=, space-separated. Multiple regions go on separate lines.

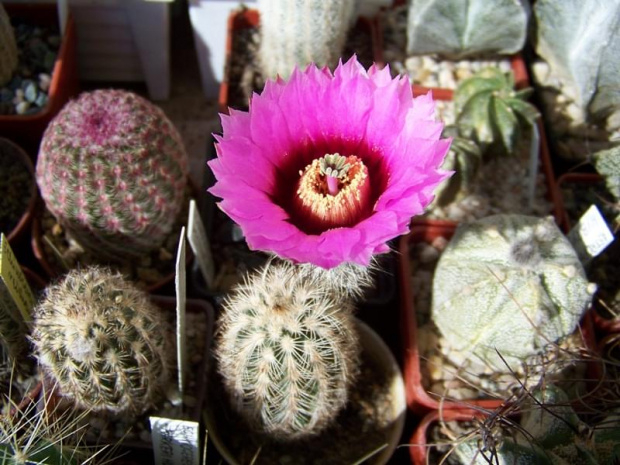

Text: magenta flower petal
xmin=209 ymin=56 xmax=451 ymax=268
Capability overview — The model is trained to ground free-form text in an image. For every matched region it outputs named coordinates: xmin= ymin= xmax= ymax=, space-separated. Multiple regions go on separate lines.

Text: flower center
xmin=294 ymin=153 xmax=371 ymax=231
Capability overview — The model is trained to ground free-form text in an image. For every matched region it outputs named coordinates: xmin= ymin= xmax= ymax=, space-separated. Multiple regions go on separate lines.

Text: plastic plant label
xmin=187 ymin=199 xmax=215 ymax=290
xmin=149 ymin=417 xmax=200 ymax=465
xmin=175 ymin=227 xmax=187 ymax=396
xmin=0 ymin=234 xmax=35 ymax=324
xmin=568 ymin=205 xmax=614 ymax=261
xmin=527 ymin=122 xmax=540 ymax=210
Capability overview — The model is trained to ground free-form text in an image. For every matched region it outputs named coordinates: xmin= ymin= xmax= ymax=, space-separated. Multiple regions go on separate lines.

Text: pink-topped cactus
xmin=36 ymin=89 xmax=189 ymax=259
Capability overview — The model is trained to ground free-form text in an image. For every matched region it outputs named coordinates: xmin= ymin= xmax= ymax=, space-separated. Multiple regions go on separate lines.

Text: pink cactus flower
xmin=209 ymin=56 xmax=451 ymax=269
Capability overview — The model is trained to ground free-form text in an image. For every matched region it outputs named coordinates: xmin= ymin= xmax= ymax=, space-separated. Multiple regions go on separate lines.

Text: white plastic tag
xmin=149 ymin=417 xmax=200 ymax=465
xmin=175 ymin=227 xmax=187 ymax=396
xmin=568 ymin=205 xmax=614 ymax=261
xmin=0 ymin=234 xmax=35 ymax=325
xmin=187 ymin=200 xmax=215 ymax=290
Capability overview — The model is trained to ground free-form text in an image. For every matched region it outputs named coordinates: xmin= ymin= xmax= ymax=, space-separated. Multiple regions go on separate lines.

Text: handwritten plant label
xmin=0 ymin=234 xmax=35 ymax=325
xmin=187 ymin=199 xmax=215 ymax=289
xmin=150 ymin=417 xmax=200 ymax=465
xmin=568 ymin=204 xmax=614 ymax=262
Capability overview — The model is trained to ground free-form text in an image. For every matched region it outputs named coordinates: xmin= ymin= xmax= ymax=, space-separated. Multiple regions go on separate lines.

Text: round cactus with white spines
xmin=36 ymin=89 xmax=189 ymax=259
xmin=216 ymin=261 xmax=360 ymax=439
xmin=31 ymin=267 xmax=172 ymax=416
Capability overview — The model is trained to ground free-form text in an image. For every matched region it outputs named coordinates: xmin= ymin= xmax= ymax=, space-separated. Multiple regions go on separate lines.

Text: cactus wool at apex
xmin=31 ymin=267 xmax=172 ymax=416
xmin=216 ymin=261 xmax=360 ymax=440
xmin=36 ymin=89 xmax=189 ymax=259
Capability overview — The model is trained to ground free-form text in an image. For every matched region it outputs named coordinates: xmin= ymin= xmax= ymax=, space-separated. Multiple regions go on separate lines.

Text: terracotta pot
xmin=398 ymin=224 xmax=601 ymax=415
xmin=0 ymin=4 xmax=79 ymax=159
xmin=204 ymin=318 xmax=407 ymax=465
xmin=409 ymin=407 xmax=487 ymax=465
xmin=0 ymin=138 xmax=37 ymax=249
xmin=218 ymin=8 xmax=382 ymax=114
xmin=30 ymin=178 xmax=198 ymax=295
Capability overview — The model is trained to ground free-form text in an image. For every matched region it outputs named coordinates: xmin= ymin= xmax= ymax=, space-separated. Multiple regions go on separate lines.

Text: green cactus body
xmin=432 ymin=126 xmax=482 ymax=206
xmin=454 ymin=68 xmax=540 ymax=157
xmin=257 ymin=0 xmax=356 ymax=80
xmin=216 ymin=261 xmax=360 ymax=439
xmin=405 ymin=0 xmax=528 ymax=59
xmin=35 ymin=89 xmax=189 ymax=259
xmin=31 ymin=267 xmax=171 ymax=416
xmin=432 ymin=214 xmax=594 ymax=371
xmin=0 ymin=5 xmax=18 ymax=87
xmin=456 ymin=386 xmax=620 ymax=465
xmin=593 ymin=145 xmax=620 ymax=227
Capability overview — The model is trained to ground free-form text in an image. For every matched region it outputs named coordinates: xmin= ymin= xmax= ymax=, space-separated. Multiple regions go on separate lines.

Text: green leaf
xmin=505 ymin=97 xmax=541 ymax=125
xmin=454 ymin=72 xmax=503 ymax=114
xmin=456 ymin=89 xmax=494 ymax=145
xmin=491 ymin=96 xmax=519 ymax=154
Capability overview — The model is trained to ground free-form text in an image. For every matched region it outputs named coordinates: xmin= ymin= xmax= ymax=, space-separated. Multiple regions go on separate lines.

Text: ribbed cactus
xmin=216 ymin=261 xmax=360 ymax=439
xmin=593 ymin=145 xmax=620 ymax=228
xmin=0 ymin=5 xmax=18 ymax=87
xmin=432 ymin=125 xmax=482 ymax=206
xmin=454 ymin=67 xmax=540 ymax=157
xmin=36 ymin=89 xmax=189 ymax=259
xmin=406 ymin=0 xmax=528 ymax=59
xmin=31 ymin=267 xmax=172 ymax=416
xmin=432 ymin=214 xmax=594 ymax=371
xmin=257 ymin=0 xmax=356 ymax=80
xmin=455 ymin=385 xmax=620 ymax=464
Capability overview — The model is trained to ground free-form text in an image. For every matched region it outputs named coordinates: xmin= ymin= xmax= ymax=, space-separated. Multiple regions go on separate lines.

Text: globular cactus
xmin=454 ymin=67 xmax=540 ymax=157
xmin=432 ymin=214 xmax=595 ymax=371
xmin=533 ymin=0 xmax=620 ymax=124
xmin=31 ymin=267 xmax=172 ymax=416
xmin=257 ymin=0 xmax=356 ymax=80
xmin=0 ymin=5 xmax=18 ymax=87
xmin=36 ymin=89 xmax=189 ymax=260
xmin=455 ymin=385 xmax=620 ymax=464
xmin=406 ymin=0 xmax=528 ymax=59
xmin=593 ymin=145 xmax=620 ymax=228
xmin=216 ymin=260 xmax=360 ymax=439
xmin=432 ymin=125 xmax=482 ymax=207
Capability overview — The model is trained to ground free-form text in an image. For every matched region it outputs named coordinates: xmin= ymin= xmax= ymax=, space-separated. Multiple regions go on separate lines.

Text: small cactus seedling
xmin=0 ymin=5 xmax=17 ymax=87
xmin=405 ymin=0 xmax=528 ymax=59
xmin=432 ymin=125 xmax=482 ymax=207
xmin=257 ymin=0 xmax=356 ymax=80
xmin=432 ymin=214 xmax=594 ymax=372
xmin=216 ymin=260 xmax=360 ymax=439
xmin=31 ymin=267 xmax=172 ymax=416
xmin=455 ymin=385 xmax=620 ymax=464
xmin=454 ymin=67 xmax=540 ymax=157
xmin=36 ymin=89 xmax=189 ymax=260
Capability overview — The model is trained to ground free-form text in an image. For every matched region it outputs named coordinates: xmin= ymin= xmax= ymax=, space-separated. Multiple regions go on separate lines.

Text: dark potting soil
xmin=0 ymin=143 xmax=34 ymax=236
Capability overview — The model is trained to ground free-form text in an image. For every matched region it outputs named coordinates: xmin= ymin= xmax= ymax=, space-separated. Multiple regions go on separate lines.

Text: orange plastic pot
xmin=0 ymin=4 xmax=79 ymax=159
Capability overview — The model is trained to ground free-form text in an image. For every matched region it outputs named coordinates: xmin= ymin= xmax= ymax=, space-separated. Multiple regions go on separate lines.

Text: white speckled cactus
xmin=0 ymin=5 xmax=18 ymax=86
xmin=216 ymin=261 xmax=360 ymax=439
xmin=593 ymin=145 xmax=620 ymax=228
xmin=257 ymin=0 xmax=357 ymax=80
xmin=36 ymin=89 xmax=189 ymax=260
xmin=533 ymin=0 xmax=620 ymax=124
xmin=31 ymin=267 xmax=172 ymax=416
xmin=456 ymin=385 xmax=620 ymax=464
xmin=406 ymin=0 xmax=529 ymax=59
xmin=432 ymin=214 xmax=595 ymax=371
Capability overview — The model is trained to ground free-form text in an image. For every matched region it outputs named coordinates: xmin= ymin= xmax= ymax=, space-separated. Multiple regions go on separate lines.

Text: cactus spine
xmin=432 ymin=214 xmax=594 ymax=371
xmin=257 ymin=0 xmax=356 ymax=80
xmin=0 ymin=5 xmax=17 ymax=87
xmin=31 ymin=267 xmax=172 ymax=416
xmin=454 ymin=68 xmax=540 ymax=157
xmin=36 ymin=89 xmax=189 ymax=259
xmin=216 ymin=261 xmax=360 ymax=439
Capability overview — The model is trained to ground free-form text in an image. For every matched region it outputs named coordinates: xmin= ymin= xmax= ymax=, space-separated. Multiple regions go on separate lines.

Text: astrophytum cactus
xmin=432 ymin=214 xmax=595 ymax=371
